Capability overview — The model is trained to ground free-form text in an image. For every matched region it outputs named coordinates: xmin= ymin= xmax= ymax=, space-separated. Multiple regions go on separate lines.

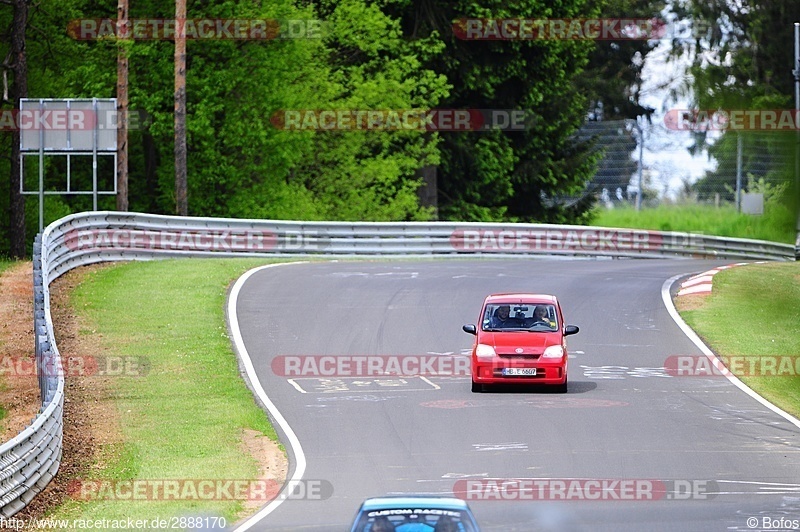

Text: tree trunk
xmin=116 ymin=0 xmax=129 ymax=211
xmin=416 ymin=164 xmax=438 ymax=219
xmin=8 ymin=0 xmax=29 ymax=258
xmin=174 ymin=0 xmax=188 ymax=216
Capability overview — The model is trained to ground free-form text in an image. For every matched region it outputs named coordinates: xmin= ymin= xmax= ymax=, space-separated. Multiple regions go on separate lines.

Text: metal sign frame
xmin=19 ymin=98 xmax=118 ymax=231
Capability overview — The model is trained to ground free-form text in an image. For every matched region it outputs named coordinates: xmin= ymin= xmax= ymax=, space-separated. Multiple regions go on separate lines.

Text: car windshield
xmin=352 ymin=507 xmax=478 ymax=532
xmin=481 ymin=303 xmax=558 ymax=331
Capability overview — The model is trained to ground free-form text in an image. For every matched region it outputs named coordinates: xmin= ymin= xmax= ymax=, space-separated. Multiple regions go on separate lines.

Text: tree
xmin=1 ymin=0 xmax=29 ymax=258
xmin=673 ymin=0 xmax=799 ymax=214
xmin=116 ymin=0 xmax=128 ymax=211
xmin=579 ymin=0 xmax=665 ymax=122
xmin=284 ymin=0 xmax=449 ymax=221
xmin=385 ymin=0 xmax=606 ymax=223
xmin=174 ymin=0 xmax=186 ymax=215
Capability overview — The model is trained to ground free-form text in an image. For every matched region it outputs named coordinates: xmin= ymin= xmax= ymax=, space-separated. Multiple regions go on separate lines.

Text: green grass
xmin=46 ymin=259 xmax=286 ymax=525
xmin=592 ymin=204 xmax=796 ymax=244
xmin=678 ymin=262 xmax=800 ymax=418
xmin=0 ymin=259 xmax=14 ymax=276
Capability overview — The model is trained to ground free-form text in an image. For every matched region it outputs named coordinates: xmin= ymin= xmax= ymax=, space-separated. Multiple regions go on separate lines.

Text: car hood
xmin=480 ymin=331 xmax=561 ymax=355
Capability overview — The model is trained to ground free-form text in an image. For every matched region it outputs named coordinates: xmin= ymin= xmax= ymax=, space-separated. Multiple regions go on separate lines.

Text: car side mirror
xmin=564 ymin=325 xmax=579 ymax=336
xmin=462 ymin=324 xmax=477 ymax=335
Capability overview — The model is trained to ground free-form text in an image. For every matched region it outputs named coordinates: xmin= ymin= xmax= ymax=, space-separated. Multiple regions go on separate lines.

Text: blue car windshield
xmin=353 ymin=507 xmax=478 ymax=532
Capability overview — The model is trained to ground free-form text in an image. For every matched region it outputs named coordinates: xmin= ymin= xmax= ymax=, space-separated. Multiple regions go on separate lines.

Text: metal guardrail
xmin=0 ymin=210 xmax=795 ymax=517
xmin=0 ymin=235 xmax=63 ymax=517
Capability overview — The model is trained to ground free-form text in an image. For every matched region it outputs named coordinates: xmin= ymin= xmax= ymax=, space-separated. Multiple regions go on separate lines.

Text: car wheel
xmin=471 ymin=380 xmax=482 ymax=393
xmin=555 ymin=378 xmax=568 ymax=394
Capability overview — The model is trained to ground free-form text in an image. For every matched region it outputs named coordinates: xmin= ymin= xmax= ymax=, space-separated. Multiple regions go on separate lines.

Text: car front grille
xmin=497 ymin=353 xmax=541 ymax=359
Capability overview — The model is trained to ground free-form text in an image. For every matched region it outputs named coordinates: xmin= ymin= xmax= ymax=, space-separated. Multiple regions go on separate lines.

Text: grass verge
xmin=677 ymin=262 xmax=800 ymax=418
xmin=0 ymin=259 xmax=17 ymax=428
xmin=592 ymin=204 xmax=796 ymax=244
xmin=45 ymin=258 xmax=286 ymax=525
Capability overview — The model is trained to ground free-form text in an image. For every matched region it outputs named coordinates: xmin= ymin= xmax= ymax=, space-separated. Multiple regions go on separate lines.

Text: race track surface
xmin=232 ymin=259 xmax=800 ymax=531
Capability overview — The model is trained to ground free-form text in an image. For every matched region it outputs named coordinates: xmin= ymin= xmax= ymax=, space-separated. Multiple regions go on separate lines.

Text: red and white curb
xmin=663 ymin=274 xmax=800 ymax=430
xmin=676 ymin=262 xmax=765 ymax=296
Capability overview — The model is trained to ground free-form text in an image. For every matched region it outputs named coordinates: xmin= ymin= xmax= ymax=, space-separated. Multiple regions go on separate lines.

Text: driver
xmin=532 ymin=306 xmax=555 ymax=327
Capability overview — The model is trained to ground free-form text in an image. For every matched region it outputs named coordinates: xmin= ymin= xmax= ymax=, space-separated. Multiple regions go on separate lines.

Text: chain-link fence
xmin=578 ymin=118 xmax=798 ymax=212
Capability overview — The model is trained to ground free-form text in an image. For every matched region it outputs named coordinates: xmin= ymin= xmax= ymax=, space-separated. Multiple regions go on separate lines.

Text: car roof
xmin=359 ymin=496 xmax=471 ymax=511
xmin=484 ymin=293 xmax=558 ymax=304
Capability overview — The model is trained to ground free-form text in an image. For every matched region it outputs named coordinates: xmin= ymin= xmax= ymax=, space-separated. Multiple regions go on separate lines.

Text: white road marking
xmin=472 ymin=442 xmax=528 ymax=452
xmin=288 ymin=376 xmax=440 ymax=393
xmin=419 ymin=375 xmax=441 ymax=389
xmin=327 ymin=271 xmax=419 ymax=278
xmin=315 ymin=395 xmax=402 ymax=402
xmin=581 ymin=365 xmax=672 ymax=379
xmin=228 ymin=262 xmax=308 ymax=531
xmin=712 ymin=480 xmax=800 ymax=494
xmin=287 ymin=379 xmax=306 ymax=393
xmin=662 ymin=273 xmax=800 ymax=430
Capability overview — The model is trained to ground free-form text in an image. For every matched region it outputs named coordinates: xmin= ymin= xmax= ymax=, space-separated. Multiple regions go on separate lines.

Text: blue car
xmin=350 ymin=495 xmax=480 ymax=532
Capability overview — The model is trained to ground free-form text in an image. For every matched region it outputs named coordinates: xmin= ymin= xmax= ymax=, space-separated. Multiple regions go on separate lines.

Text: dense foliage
xmin=2 ymin=0 xmax=676 ymax=254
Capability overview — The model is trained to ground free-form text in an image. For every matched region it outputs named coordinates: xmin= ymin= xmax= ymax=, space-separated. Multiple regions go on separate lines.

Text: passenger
xmin=434 ymin=516 xmax=460 ymax=532
xmin=490 ymin=305 xmax=513 ymax=328
xmin=371 ymin=516 xmax=395 ymax=532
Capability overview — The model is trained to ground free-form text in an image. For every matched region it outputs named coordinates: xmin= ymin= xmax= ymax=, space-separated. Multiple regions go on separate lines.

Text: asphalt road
xmin=231 ymin=259 xmax=800 ymax=531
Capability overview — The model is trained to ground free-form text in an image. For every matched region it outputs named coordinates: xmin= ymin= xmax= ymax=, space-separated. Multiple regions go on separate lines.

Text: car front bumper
xmin=472 ymin=356 xmax=567 ymax=385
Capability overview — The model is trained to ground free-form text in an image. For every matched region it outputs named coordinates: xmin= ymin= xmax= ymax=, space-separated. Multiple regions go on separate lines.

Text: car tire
xmin=555 ymin=378 xmax=568 ymax=394
xmin=471 ymin=380 xmax=482 ymax=393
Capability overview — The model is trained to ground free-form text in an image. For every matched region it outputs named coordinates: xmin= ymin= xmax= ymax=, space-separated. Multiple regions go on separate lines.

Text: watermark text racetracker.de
xmin=272 ymin=355 xmax=471 ymax=377
xmin=269 ymin=109 xmax=534 ymax=132
xmin=453 ymin=478 xmax=718 ymax=501
xmin=0 ymin=109 xmax=149 ymax=131
xmin=452 ymin=17 xmax=723 ymax=42
xmin=665 ymin=355 xmax=800 ymax=377
xmin=665 ymin=109 xmax=800 ymax=131
xmin=448 ymin=228 xmax=702 ymax=253
xmin=453 ymin=18 xmax=666 ymax=40
xmin=0 ymin=355 xmax=150 ymax=378
xmin=64 ymin=228 xmax=330 ymax=253
xmin=67 ymin=479 xmax=333 ymax=502
xmin=69 ymin=18 xmax=324 ymax=40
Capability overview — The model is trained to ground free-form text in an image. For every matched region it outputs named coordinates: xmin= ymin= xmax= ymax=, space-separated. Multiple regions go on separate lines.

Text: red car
xmin=462 ymin=293 xmax=579 ymax=393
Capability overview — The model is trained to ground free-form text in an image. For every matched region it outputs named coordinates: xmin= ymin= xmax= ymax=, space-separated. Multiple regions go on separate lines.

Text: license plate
xmin=502 ymin=368 xmax=537 ymax=376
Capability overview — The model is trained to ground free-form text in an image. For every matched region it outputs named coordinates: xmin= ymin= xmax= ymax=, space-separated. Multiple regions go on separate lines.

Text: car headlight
xmin=475 ymin=344 xmax=497 ymax=358
xmin=541 ymin=345 xmax=564 ymax=359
